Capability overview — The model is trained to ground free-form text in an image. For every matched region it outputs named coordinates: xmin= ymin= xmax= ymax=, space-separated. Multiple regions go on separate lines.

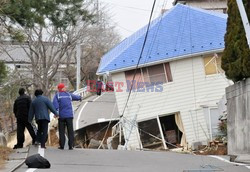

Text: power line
xmin=120 ymin=0 xmax=157 ymax=118
xmin=116 ymin=24 xmax=134 ymax=33
xmin=102 ymin=1 xmax=157 ymax=12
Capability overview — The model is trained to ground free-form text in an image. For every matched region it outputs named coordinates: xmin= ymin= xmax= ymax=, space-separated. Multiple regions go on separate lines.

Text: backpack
xmin=25 ymin=154 xmax=51 ymax=168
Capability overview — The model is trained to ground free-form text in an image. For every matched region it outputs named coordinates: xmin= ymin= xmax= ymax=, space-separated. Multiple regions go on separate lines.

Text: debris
xmin=88 ymin=139 xmax=107 ymax=149
xmin=0 ymin=146 xmax=13 ymax=168
xmin=194 ymin=140 xmax=227 ymax=155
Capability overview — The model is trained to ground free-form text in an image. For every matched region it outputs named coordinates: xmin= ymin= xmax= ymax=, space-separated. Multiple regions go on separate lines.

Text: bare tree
xmin=63 ymin=5 xmax=121 ymax=89
xmin=0 ymin=1 xmax=98 ymax=96
xmin=0 ymin=1 xmax=120 ymax=94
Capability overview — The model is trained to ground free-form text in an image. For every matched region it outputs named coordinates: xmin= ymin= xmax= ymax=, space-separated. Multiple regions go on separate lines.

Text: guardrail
xmin=73 ymin=86 xmax=88 ymax=98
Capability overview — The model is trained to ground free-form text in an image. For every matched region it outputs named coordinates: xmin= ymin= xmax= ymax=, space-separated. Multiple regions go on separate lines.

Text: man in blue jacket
xmin=29 ymin=89 xmax=58 ymax=149
xmin=53 ymin=83 xmax=81 ymax=150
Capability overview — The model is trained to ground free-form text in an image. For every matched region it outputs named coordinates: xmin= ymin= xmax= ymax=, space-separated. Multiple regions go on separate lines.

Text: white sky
xmin=99 ymin=0 xmax=175 ymax=39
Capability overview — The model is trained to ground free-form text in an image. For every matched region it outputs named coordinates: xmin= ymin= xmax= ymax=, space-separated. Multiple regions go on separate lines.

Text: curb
xmin=9 ymin=146 xmax=30 ymax=172
xmin=209 ymin=155 xmax=250 ymax=169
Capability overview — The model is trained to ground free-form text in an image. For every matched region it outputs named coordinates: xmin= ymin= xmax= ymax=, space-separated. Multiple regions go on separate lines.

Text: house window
xmin=143 ymin=63 xmax=173 ymax=84
xmin=125 ymin=62 xmax=173 ymax=89
xmin=125 ymin=69 xmax=142 ymax=89
xmin=147 ymin=64 xmax=166 ymax=83
xmin=204 ymin=54 xmax=223 ymax=75
xmin=165 ymin=63 xmax=173 ymax=82
xmin=138 ymin=118 xmax=163 ymax=149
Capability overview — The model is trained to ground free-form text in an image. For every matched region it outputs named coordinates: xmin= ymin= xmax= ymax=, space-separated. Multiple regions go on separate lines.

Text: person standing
xmin=29 ymin=89 xmax=58 ymax=149
xmin=96 ymin=79 xmax=103 ymax=96
xmin=53 ymin=83 xmax=81 ymax=150
xmin=13 ymin=88 xmax=36 ymax=149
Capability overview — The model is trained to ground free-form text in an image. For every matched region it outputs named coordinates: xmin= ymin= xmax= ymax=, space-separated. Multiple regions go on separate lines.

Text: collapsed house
xmin=74 ymin=92 xmax=120 ymax=149
xmin=96 ymin=4 xmax=232 ymax=150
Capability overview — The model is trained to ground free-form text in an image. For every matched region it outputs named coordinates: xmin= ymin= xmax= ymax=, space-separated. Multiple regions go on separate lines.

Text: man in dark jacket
xmin=29 ymin=89 xmax=58 ymax=149
xmin=96 ymin=79 xmax=103 ymax=96
xmin=53 ymin=83 xmax=81 ymax=150
xmin=13 ymin=88 xmax=36 ymax=149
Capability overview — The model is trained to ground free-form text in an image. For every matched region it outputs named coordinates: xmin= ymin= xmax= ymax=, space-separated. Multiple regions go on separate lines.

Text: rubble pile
xmin=194 ymin=140 xmax=227 ymax=155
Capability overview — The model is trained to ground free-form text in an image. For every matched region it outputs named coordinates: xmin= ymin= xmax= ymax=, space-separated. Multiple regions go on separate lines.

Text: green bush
xmin=218 ymin=121 xmax=227 ymax=136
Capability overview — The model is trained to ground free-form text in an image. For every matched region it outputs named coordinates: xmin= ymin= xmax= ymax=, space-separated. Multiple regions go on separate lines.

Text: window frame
xmin=124 ymin=62 xmax=173 ymax=89
xmin=203 ymin=54 xmax=224 ymax=76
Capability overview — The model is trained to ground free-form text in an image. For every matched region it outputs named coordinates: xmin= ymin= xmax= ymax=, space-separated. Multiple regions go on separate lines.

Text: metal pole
xmin=208 ymin=108 xmax=213 ymax=141
xmin=236 ymin=0 xmax=250 ymax=49
xmin=156 ymin=115 xmax=168 ymax=149
xmin=76 ymin=40 xmax=81 ymax=90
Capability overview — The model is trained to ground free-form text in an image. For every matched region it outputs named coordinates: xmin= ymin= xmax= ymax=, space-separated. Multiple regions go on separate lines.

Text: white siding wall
xmin=186 ymin=1 xmax=227 ymax=13
xmin=112 ymin=55 xmax=230 ymax=149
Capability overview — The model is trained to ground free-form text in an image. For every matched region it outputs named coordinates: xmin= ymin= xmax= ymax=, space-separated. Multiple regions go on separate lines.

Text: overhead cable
xmin=120 ymin=0 xmax=157 ymax=118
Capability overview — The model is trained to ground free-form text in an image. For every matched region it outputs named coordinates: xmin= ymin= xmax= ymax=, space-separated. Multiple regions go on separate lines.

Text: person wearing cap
xmin=13 ymin=88 xmax=36 ymax=149
xmin=29 ymin=89 xmax=58 ymax=149
xmin=53 ymin=83 xmax=81 ymax=150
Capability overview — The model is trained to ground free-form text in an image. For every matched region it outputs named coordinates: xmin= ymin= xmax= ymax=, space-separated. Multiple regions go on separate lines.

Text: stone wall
xmin=226 ymin=78 xmax=250 ymax=155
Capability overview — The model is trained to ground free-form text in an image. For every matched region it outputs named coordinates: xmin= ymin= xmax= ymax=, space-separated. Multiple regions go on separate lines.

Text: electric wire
xmin=95 ymin=0 xmax=169 ymax=149
xmin=82 ymin=1 xmax=227 ymax=151
xmin=123 ymin=1 xmax=186 ymax=149
xmin=122 ymin=0 xmax=166 ymax=113
xmin=88 ymin=2 xmax=187 ymax=150
xmin=120 ymin=0 xmax=157 ymax=118
xmin=119 ymin=0 xmax=184 ymax=149
xmin=116 ymin=0 xmax=187 ymax=149
xmin=97 ymin=102 xmax=117 ymax=149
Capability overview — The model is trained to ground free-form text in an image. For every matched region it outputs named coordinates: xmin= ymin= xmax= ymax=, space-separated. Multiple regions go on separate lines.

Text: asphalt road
xmin=15 ymin=146 xmax=250 ymax=172
xmin=73 ymin=92 xmax=119 ymax=131
xmin=11 ymin=93 xmax=250 ymax=172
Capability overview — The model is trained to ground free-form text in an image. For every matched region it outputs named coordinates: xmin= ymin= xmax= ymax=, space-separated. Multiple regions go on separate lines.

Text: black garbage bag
xmin=25 ymin=154 xmax=51 ymax=168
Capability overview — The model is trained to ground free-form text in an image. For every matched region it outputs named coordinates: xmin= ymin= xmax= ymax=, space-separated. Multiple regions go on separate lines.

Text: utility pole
xmin=76 ymin=39 xmax=81 ymax=90
xmin=236 ymin=0 xmax=250 ymax=48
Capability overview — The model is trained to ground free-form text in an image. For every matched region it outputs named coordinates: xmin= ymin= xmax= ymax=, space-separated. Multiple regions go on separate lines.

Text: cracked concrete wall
xmin=226 ymin=78 xmax=250 ymax=155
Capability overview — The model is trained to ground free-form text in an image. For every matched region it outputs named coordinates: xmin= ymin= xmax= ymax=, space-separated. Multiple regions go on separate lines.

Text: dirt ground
xmin=0 ymin=146 xmax=13 ymax=169
xmin=194 ymin=143 xmax=227 ymax=155
xmin=48 ymin=128 xmax=59 ymax=147
xmin=7 ymin=129 xmax=32 ymax=149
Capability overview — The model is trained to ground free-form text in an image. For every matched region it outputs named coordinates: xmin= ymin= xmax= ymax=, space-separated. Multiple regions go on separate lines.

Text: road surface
xmin=14 ymin=145 xmax=250 ymax=172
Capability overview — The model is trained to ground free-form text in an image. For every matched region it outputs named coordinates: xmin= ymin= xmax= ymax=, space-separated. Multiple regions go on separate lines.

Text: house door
xmin=203 ymin=107 xmax=221 ymax=140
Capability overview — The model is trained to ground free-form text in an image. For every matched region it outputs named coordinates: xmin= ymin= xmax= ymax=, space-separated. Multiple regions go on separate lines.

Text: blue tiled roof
xmin=97 ymin=4 xmax=227 ymax=74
